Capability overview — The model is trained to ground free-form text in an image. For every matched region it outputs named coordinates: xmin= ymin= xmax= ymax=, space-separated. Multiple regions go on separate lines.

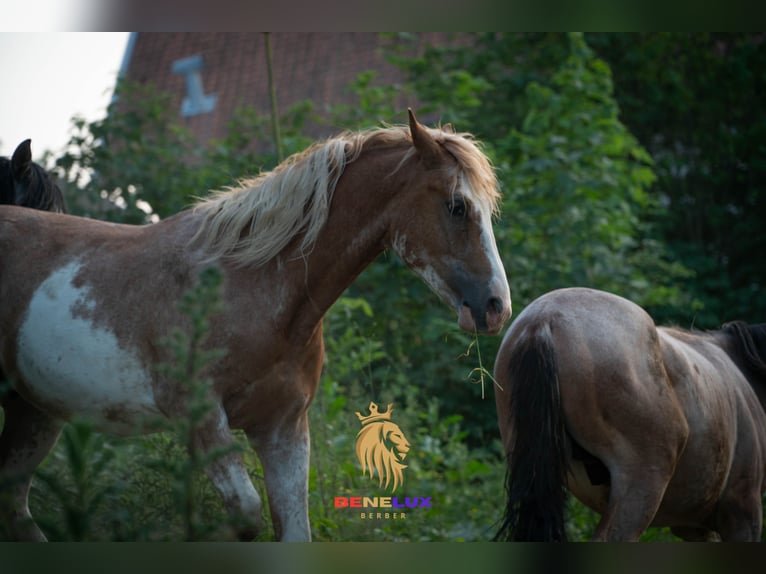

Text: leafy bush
xmin=10 ymin=33 xmax=764 ymax=542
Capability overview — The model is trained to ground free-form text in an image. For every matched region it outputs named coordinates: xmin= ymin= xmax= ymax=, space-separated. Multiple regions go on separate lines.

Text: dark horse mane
xmin=719 ymin=321 xmax=766 ymax=387
xmin=0 ymin=139 xmax=65 ymax=212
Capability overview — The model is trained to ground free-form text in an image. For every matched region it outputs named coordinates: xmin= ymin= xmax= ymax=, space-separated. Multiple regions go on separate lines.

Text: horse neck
xmin=235 ymin=145 xmax=408 ymax=339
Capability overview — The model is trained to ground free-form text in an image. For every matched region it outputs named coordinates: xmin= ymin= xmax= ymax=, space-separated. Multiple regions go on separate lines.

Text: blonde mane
xmin=192 ymin=124 xmax=500 ymax=267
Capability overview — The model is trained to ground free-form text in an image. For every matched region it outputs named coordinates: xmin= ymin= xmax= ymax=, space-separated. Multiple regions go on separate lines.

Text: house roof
xmin=121 ymin=33 xmax=455 ymax=150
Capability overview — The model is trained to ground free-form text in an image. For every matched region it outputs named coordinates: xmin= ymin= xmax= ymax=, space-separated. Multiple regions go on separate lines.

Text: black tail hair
xmin=494 ymin=322 xmax=569 ymax=541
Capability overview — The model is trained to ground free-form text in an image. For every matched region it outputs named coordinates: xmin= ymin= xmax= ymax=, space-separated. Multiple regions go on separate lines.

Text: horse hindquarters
xmin=566 ymin=326 xmax=689 ymax=541
xmin=494 ymin=322 xmax=568 ymax=541
xmin=494 ymin=304 xmax=688 ymax=542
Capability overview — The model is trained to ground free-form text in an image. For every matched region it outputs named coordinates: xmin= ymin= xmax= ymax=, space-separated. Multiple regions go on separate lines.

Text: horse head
xmin=1 ymin=139 xmax=65 ymax=212
xmin=387 ymin=110 xmax=511 ymax=335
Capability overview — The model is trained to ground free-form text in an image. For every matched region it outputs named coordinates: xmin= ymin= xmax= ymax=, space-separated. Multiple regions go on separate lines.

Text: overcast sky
xmin=0 ymin=32 xmax=130 ymax=161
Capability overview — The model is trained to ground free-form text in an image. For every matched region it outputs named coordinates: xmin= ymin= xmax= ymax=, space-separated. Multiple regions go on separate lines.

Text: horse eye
xmin=447 ymin=198 xmax=466 ymax=218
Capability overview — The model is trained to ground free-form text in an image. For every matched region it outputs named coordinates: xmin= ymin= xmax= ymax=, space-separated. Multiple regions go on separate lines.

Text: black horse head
xmin=0 ymin=139 xmax=66 ymax=212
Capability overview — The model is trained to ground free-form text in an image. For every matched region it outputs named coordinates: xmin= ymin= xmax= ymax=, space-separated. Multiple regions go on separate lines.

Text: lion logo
xmin=355 ymin=402 xmax=411 ymax=493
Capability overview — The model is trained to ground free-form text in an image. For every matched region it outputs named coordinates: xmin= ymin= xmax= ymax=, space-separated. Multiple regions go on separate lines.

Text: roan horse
xmin=494 ymin=287 xmax=766 ymax=541
xmin=0 ymin=110 xmax=511 ymax=541
xmin=0 ymin=139 xmax=66 ymax=212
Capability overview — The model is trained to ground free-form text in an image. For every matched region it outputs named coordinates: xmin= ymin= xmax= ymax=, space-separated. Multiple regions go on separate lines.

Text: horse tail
xmin=495 ymin=322 xmax=569 ymax=541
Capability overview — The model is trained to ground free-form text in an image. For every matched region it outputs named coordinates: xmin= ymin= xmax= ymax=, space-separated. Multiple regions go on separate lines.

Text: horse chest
xmin=14 ymin=261 xmax=160 ymax=432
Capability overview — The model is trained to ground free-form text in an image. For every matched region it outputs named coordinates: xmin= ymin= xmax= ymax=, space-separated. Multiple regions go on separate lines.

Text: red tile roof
xmin=123 ymin=33 xmax=454 ymax=149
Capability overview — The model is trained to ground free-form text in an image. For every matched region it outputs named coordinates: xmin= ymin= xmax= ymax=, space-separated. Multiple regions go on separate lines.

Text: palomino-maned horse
xmin=0 ymin=139 xmax=66 ymax=212
xmin=494 ymin=287 xmax=766 ymax=541
xmin=0 ymin=110 xmax=511 ymax=541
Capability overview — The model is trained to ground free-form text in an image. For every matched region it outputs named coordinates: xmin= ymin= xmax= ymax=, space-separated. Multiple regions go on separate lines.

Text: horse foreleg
xmin=249 ymin=413 xmax=311 ymax=542
xmin=193 ymin=404 xmax=263 ymax=541
xmin=0 ymin=391 xmax=63 ymax=541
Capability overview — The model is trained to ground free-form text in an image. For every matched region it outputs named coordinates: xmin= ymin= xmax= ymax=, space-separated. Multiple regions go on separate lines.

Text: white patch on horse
xmin=461 ymin=174 xmax=504 ymax=282
xmin=390 ymin=232 xmax=410 ymax=265
xmin=216 ymin=463 xmax=263 ymax=514
xmin=476 ymin=201 xmax=509 ymax=293
xmin=463 ymin=174 xmax=511 ymax=316
xmin=265 ymin=430 xmax=311 ymax=541
xmin=414 ymin=263 xmax=457 ymax=308
xmin=391 ymin=232 xmax=457 ymax=308
xmin=16 ymin=260 xmax=159 ymax=433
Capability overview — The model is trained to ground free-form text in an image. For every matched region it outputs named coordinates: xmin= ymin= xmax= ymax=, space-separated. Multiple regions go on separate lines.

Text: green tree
xmin=494 ymin=33 xmax=690 ymax=312
xmin=388 ymin=33 xmax=623 ymax=151
xmin=587 ymin=33 xmax=766 ymax=327
xmin=53 ymin=81 xmax=316 ymax=224
xmin=345 ymin=33 xmax=691 ymax=440
xmin=32 ymin=33 xmax=752 ymax=541
xmin=55 ymin=82 xmax=201 ymax=222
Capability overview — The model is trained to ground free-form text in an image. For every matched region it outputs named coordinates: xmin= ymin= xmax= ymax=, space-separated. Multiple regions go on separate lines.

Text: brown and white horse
xmin=494 ymin=287 xmax=766 ymax=541
xmin=0 ymin=110 xmax=511 ymax=541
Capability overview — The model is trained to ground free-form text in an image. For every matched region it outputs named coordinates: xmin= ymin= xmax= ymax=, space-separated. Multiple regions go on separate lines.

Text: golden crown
xmin=356 ymin=402 xmax=394 ymax=425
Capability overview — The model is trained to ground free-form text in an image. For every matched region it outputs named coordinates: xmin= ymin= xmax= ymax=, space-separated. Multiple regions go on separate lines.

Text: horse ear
xmin=408 ymin=108 xmax=441 ymax=168
xmin=442 ymin=122 xmax=455 ymax=134
xmin=11 ymin=139 xmax=32 ymax=181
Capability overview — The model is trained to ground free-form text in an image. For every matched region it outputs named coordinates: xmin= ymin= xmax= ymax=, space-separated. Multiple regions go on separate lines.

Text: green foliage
xmin=157 ymin=266 xmax=228 ymax=386
xmin=586 ymin=33 xmax=766 ymax=327
xmin=494 ymin=33 xmax=690 ymax=312
xmin=32 ymin=421 xmax=117 ymax=541
xmin=329 ymin=70 xmax=409 ymax=129
xmin=345 ymin=33 xmax=693 ymax=442
xmin=203 ymin=100 xmax=317 ymax=187
xmin=18 ymin=33 xmax=765 ymax=541
xmin=149 ymin=266 xmax=243 ymax=541
xmin=387 ymin=33 xmax=569 ymax=136
xmin=55 ymin=82 xmax=200 ymax=221
xmin=309 ymin=298 xmax=506 ymax=541
xmin=53 ymin=82 xmax=316 ymax=223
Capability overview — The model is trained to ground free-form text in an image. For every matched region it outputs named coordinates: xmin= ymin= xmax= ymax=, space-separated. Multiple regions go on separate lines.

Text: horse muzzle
xmin=457 ymin=292 xmax=511 ymax=335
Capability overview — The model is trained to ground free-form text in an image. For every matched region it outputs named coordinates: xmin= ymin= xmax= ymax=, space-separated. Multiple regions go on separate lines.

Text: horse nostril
xmin=488 ymin=296 xmax=503 ymax=315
